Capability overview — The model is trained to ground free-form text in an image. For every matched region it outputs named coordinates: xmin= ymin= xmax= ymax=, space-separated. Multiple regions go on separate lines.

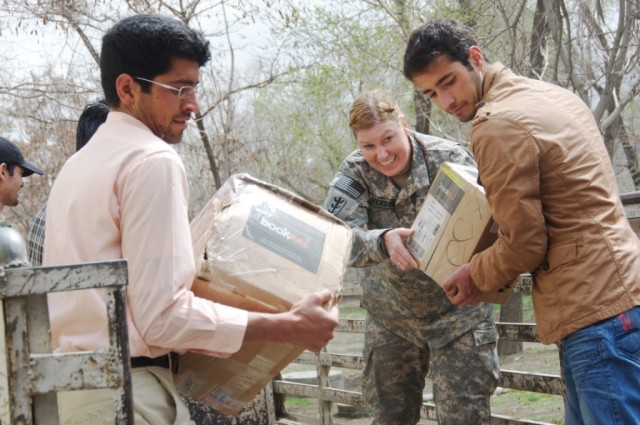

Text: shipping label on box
xmin=243 ymin=202 xmax=326 ymax=274
xmin=408 ymin=162 xmax=510 ymax=304
xmin=175 ymin=173 xmax=352 ymax=416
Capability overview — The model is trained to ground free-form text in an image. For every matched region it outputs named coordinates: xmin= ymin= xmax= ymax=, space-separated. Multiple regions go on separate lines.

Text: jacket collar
xmin=478 ymin=62 xmax=509 ymax=106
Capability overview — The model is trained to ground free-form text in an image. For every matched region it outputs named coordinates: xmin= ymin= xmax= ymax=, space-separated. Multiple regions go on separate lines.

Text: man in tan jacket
xmin=403 ymin=18 xmax=640 ymax=425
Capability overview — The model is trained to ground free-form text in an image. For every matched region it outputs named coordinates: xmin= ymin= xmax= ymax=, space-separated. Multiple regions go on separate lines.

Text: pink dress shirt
xmin=44 ymin=112 xmax=248 ymax=358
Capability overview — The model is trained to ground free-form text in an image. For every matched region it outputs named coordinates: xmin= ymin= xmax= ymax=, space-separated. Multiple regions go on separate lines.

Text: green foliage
xmin=1 ymin=0 xmax=639 ymax=224
xmin=245 ymin=1 xmax=419 ymax=201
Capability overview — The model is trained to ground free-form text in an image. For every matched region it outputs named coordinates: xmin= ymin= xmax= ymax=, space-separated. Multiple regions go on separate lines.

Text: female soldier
xmin=323 ymin=89 xmax=499 ymax=425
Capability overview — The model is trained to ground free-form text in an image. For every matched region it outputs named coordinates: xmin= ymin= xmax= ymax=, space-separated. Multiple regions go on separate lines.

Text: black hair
xmin=76 ymin=100 xmax=109 ymax=152
xmin=100 ymin=14 xmax=211 ymax=107
xmin=403 ymin=18 xmax=480 ymax=80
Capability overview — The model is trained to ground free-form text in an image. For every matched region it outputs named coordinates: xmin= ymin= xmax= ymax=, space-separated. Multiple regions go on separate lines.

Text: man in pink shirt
xmin=44 ymin=14 xmax=339 ymax=425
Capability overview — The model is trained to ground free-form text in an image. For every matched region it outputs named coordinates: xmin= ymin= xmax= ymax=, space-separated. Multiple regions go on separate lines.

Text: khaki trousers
xmin=58 ymin=366 xmax=193 ymax=425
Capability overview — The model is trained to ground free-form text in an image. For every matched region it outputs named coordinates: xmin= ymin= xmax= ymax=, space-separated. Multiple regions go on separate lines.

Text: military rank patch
xmin=326 ymin=196 xmax=347 ymax=215
xmin=334 ymin=175 xmax=365 ymax=199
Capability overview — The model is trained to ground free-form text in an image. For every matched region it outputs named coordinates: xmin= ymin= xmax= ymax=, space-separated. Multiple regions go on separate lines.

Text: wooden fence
xmin=271 ymin=274 xmax=564 ymax=425
xmin=269 ymin=191 xmax=640 ymax=425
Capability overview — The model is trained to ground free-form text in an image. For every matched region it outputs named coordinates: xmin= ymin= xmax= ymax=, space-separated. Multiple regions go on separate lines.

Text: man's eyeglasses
xmin=134 ymin=77 xmax=200 ymax=100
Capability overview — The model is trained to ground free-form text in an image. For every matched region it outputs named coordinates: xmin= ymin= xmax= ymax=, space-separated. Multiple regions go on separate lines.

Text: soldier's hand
xmin=384 ymin=228 xmax=419 ymax=271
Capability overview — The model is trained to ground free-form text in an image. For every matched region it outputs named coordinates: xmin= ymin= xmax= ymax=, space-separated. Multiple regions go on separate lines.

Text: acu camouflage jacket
xmin=324 ymin=132 xmax=493 ymax=348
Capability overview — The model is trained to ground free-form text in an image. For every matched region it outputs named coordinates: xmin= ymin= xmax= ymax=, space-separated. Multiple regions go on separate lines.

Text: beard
xmin=461 ymin=69 xmax=485 ymax=122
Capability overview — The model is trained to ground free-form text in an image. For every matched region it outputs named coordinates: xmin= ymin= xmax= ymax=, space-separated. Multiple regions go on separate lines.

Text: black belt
xmin=131 ymin=352 xmax=179 ymax=374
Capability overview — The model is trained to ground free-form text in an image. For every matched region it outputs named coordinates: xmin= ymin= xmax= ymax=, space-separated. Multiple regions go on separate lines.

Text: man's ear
xmin=0 ymin=163 xmax=7 ymax=180
xmin=468 ymin=46 xmax=485 ymax=70
xmin=115 ymin=74 xmax=137 ymax=107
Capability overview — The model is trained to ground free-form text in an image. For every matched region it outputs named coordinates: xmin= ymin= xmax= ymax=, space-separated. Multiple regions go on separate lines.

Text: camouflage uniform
xmin=324 ymin=132 xmax=499 ymax=425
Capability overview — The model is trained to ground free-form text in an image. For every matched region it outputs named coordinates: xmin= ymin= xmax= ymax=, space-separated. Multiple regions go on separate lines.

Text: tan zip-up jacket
xmin=469 ymin=63 xmax=640 ymax=344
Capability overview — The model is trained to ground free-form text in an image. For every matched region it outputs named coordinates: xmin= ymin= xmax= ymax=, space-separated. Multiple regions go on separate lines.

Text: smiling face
xmin=411 ymin=47 xmax=485 ymax=123
xmin=120 ymin=58 xmax=201 ymax=144
xmin=356 ymin=120 xmax=412 ymax=177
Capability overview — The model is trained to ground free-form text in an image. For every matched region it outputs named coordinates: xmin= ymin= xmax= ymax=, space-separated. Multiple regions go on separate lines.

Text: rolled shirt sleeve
xmin=119 ymin=152 xmax=247 ymax=356
xmin=45 ymin=112 xmax=248 ymax=359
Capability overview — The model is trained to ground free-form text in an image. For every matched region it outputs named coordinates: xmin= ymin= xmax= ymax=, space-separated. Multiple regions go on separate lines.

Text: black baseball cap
xmin=0 ymin=137 xmax=43 ymax=177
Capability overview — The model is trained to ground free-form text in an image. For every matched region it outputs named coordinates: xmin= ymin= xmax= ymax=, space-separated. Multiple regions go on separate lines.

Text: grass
xmin=286 ymin=293 xmax=564 ymax=423
xmin=338 ymin=306 xmax=366 ymax=319
xmin=491 ymin=390 xmax=564 ymax=424
xmin=285 ymin=396 xmax=316 ymax=407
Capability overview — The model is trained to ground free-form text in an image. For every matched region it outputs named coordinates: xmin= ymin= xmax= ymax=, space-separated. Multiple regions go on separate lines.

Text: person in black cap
xmin=0 ymin=137 xmax=43 ymax=213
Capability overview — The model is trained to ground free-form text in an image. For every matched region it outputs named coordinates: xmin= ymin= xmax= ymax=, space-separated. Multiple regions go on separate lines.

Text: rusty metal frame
xmin=0 ymin=260 xmax=133 ymax=425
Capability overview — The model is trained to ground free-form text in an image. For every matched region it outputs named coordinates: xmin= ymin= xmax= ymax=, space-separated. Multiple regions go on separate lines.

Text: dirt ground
xmin=281 ymin=302 xmax=564 ymax=425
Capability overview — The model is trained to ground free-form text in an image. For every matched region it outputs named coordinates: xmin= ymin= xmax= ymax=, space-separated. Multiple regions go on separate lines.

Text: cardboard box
xmin=408 ymin=162 xmax=511 ymax=304
xmin=175 ymin=174 xmax=351 ymax=415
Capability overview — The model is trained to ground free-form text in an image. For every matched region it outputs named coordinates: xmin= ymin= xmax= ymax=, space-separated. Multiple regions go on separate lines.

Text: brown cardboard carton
xmin=175 ymin=174 xmax=351 ymax=415
xmin=408 ymin=162 xmax=511 ymax=304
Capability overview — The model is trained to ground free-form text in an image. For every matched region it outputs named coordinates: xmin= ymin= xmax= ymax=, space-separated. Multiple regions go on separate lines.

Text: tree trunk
xmin=528 ymin=0 xmax=548 ymax=79
xmin=195 ymin=112 xmax=222 ymax=189
xmin=413 ymin=88 xmax=430 ymax=134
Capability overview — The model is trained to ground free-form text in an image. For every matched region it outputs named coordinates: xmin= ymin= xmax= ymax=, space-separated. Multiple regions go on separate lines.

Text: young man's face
xmin=130 ymin=58 xmax=201 ymax=144
xmin=0 ymin=165 xmax=25 ymax=209
xmin=411 ymin=48 xmax=484 ymax=123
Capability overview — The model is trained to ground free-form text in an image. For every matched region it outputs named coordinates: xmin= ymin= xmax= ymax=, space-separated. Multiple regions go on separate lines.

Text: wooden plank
xmin=1 ymin=260 xmax=128 ymax=296
xmin=620 ymin=191 xmax=640 ymax=205
xmin=295 ymin=352 xmax=364 ymax=370
xmin=336 ymin=319 xmax=364 ymax=334
xmin=499 ymin=370 xmax=565 ymax=396
xmin=273 ymin=381 xmax=367 ymax=407
xmin=497 ymin=322 xmax=539 ymax=342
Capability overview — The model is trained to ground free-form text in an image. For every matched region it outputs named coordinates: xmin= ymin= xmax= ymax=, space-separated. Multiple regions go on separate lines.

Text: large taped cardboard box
xmin=408 ymin=162 xmax=511 ymax=304
xmin=175 ymin=174 xmax=352 ymax=416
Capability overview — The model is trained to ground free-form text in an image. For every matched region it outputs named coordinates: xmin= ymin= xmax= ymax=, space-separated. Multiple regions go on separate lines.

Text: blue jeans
xmin=560 ymin=306 xmax=640 ymax=425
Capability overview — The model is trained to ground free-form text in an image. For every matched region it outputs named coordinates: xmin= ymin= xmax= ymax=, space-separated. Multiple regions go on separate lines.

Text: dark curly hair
xmin=403 ymin=18 xmax=480 ymax=80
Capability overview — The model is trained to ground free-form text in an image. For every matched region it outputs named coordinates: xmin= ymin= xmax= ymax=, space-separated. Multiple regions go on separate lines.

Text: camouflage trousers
xmin=362 ymin=316 xmax=499 ymax=425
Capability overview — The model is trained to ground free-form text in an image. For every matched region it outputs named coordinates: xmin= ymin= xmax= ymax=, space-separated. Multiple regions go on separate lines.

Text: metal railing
xmin=0 ymin=259 xmax=133 ymax=425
